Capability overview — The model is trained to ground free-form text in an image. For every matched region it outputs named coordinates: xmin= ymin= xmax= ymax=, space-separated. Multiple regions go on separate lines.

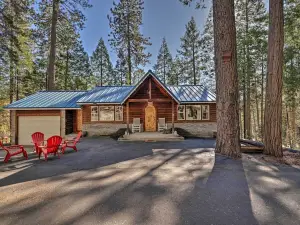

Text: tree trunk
xmin=192 ymin=43 xmax=196 ymax=85
xmin=260 ymin=54 xmax=264 ymax=139
xmin=264 ymin=0 xmax=284 ymax=157
xmin=254 ymin=76 xmax=260 ymax=139
xmin=46 ymin=0 xmax=59 ymax=90
xmin=163 ymin=55 xmax=166 ymax=84
xmin=242 ymin=46 xmax=246 ymax=139
xmin=64 ymin=48 xmax=69 ymax=90
xmin=126 ymin=3 xmax=132 ymax=85
xmin=245 ymin=0 xmax=252 ymax=139
xmin=252 ymin=105 xmax=257 ymax=140
xmin=100 ymin=50 xmax=103 ymax=86
xmin=16 ymin=68 xmax=19 ymax=100
xmin=9 ymin=55 xmax=14 ymax=104
xmin=213 ymin=0 xmax=241 ymax=158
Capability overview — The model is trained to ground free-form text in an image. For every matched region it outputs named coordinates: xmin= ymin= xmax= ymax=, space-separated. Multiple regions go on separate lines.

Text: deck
xmin=118 ymin=132 xmax=184 ymax=142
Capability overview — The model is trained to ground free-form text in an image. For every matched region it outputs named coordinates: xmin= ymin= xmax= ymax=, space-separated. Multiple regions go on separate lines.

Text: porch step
xmin=118 ymin=132 xmax=184 ymax=142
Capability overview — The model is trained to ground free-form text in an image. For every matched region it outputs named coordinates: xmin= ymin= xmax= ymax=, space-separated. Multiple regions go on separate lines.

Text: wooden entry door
xmin=145 ymin=102 xmax=156 ymax=132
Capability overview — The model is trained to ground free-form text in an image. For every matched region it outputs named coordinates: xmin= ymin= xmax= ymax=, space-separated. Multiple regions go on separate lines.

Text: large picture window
xmin=179 ymin=104 xmax=210 ymax=121
xmin=115 ymin=106 xmax=123 ymax=121
xmin=99 ymin=106 xmax=115 ymax=121
xmin=177 ymin=105 xmax=185 ymax=120
xmin=186 ymin=105 xmax=202 ymax=120
xmin=91 ymin=106 xmax=99 ymax=121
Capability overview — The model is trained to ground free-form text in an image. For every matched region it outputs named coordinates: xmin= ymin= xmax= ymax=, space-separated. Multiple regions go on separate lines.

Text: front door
xmin=145 ymin=102 xmax=156 ymax=132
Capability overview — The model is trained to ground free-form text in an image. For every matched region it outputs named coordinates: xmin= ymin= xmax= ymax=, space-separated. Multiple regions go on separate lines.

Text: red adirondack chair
xmin=31 ymin=132 xmax=45 ymax=154
xmin=39 ymin=136 xmax=62 ymax=161
xmin=0 ymin=140 xmax=28 ymax=163
xmin=61 ymin=131 xmax=82 ymax=154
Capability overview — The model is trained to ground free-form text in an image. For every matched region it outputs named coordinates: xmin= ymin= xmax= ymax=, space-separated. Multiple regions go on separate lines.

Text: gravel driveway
xmin=0 ymin=137 xmax=300 ymax=225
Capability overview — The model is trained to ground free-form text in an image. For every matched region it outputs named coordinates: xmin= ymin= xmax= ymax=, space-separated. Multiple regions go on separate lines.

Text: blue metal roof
xmin=4 ymin=91 xmax=87 ymax=109
xmin=167 ymin=85 xmax=216 ymax=102
xmin=77 ymin=86 xmax=134 ymax=104
xmin=4 ymin=71 xmax=216 ymax=109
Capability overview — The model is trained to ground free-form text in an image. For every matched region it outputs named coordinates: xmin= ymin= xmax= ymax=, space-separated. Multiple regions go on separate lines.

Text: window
xmin=115 ymin=106 xmax=123 ymax=121
xmin=177 ymin=105 xmax=185 ymax=120
xmin=91 ymin=106 xmax=99 ymax=121
xmin=202 ymin=105 xmax=210 ymax=120
xmin=99 ymin=106 xmax=115 ymax=121
xmin=186 ymin=105 xmax=202 ymax=120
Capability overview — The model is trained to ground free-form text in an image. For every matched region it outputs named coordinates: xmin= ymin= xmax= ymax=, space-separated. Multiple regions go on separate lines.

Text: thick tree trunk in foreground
xmin=213 ymin=0 xmax=241 ymax=158
xmin=264 ymin=0 xmax=284 ymax=157
xmin=46 ymin=0 xmax=59 ymax=90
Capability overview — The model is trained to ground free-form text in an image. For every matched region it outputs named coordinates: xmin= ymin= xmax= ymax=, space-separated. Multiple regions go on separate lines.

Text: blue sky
xmin=80 ymin=0 xmax=212 ymax=70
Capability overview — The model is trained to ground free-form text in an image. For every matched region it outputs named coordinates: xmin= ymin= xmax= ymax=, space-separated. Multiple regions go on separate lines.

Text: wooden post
xmin=172 ymin=101 xmax=175 ymax=133
xmin=149 ymin=78 xmax=152 ymax=99
xmin=77 ymin=109 xmax=82 ymax=131
xmin=126 ymin=101 xmax=129 ymax=132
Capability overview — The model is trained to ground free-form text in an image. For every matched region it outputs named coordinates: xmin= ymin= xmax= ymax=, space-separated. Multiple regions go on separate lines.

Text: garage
xmin=18 ymin=116 xmax=60 ymax=145
xmin=4 ymin=91 xmax=86 ymax=144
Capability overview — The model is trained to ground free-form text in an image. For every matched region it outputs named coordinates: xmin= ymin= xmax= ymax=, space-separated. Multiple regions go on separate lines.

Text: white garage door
xmin=18 ymin=116 xmax=60 ymax=145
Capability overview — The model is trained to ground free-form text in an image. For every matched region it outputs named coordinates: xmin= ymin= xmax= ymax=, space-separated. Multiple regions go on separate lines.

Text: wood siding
xmin=16 ymin=110 xmax=61 ymax=116
xmin=130 ymin=77 xmax=169 ymax=99
xmin=81 ymin=77 xmax=216 ymax=126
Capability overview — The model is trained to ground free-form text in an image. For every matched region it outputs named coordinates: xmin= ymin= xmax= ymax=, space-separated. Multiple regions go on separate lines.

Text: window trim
xmin=115 ymin=106 xmax=124 ymax=121
xmin=91 ymin=106 xmax=99 ymax=122
xmin=202 ymin=105 xmax=210 ymax=120
xmin=177 ymin=105 xmax=185 ymax=120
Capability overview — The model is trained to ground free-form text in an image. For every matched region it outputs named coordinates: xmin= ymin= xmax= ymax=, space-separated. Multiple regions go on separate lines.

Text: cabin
xmin=5 ymin=70 xmax=216 ymax=145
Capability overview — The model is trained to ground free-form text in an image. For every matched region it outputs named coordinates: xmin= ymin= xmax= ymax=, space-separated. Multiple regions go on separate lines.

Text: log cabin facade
xmin=5 ymin=71 xmax=216 ymax=145
xmin=78 ymin=71 xmax=216 ymax=137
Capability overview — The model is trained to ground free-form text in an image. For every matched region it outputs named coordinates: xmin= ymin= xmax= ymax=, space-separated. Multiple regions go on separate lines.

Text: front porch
xmin=119 ymin=132 xmax=184 ymax=142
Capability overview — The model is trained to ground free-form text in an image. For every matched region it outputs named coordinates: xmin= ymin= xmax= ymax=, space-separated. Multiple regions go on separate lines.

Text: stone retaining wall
xmin=83 ymin=122 xmax=217 ymax=137
xmin=83 ymin=123 xmax=127 ymax=136
xmin=171 ymin=122 xmax=217 ymax=137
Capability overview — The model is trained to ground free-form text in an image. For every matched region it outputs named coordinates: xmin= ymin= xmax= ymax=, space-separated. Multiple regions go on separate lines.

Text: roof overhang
xmin=121 ymin=70 xmax=180 ymax=104
xmin=77 ymin=102 xmax=122 ymax=105
xmin=179 ymin=102 xmax=216 ymax=104
xmin=4 ymin=108 xmax=81 ymax=111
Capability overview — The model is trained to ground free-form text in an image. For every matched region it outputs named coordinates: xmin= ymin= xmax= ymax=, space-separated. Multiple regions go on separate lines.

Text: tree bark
xmin=260 ymin=54 xmax=264 ymax=139
xmin=264 ymin=0 xmax=284 ymax=157
xmin=46 ymin=0 xmax=59 ymax=90
xmin=245 ymin=0 xmax=252 ymax=139
xmin=64 ymin=48 xmax=69 ymax=90
xmin=100 ymin=50 xmax=103 ymax=86
xmin=254 ymin=76 xmax=260 ymax=139
xmin=126 ymin=2 xmax=132 ymax=85
xmin=192 ymin=43 xmax=196 ymax=85
xmin=213 ymin=0 xmax=241 ymax=158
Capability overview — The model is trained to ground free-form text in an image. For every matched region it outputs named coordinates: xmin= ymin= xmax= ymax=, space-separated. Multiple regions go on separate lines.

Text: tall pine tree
xmin=178 ymin=17 xmax=202 ymax=85
xmin=43 ymin=0 xmax=91 ymax=90
xmin=200 ymin=8 xmax=216 ymax=92
xmin=108 ymin=0 xmax=151 ymax=85
xmin=153 ymin=37 xmax=173 ymax=84
xmin=91 ymin=38 xmax=113 ymax=86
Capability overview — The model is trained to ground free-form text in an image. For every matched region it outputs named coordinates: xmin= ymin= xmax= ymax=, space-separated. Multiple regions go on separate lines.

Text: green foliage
xmin=200 ymin=8 xmax=215 ymax=92
xmin=284 ymin=0 xmax=300 ymax=107
xmin=153 ymin=38 xmax=173 ymax=84
xmin=91 ymin=38 xmax=114 ymax=86
xmin=178 ymin=17 xmax=202 ymax=85
xmin=108 ymin=0 xmax=151 ymax=85
xmin=170 ymin=55 xmax=184 ymax=85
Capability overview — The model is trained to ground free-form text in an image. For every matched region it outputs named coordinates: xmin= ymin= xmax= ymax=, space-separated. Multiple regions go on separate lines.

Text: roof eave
xmin=77 ymin=102 xmax=123 ymax=105
xmin=4 ymin=107 xmax=81 ymax=110
xmin=179 ymin=101 xmax=216 ymax=104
